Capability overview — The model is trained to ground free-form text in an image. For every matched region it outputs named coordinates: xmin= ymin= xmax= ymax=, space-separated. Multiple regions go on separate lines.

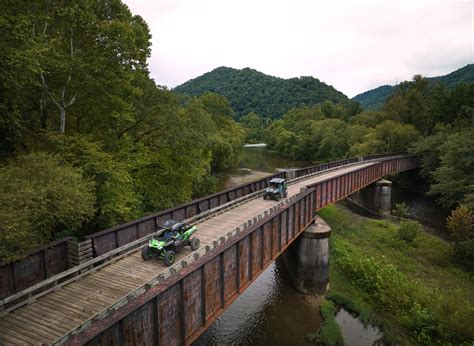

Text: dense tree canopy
xmin=262 ymin=75 xmax=473 ymax=211
xmin=0 ymin=0 xmax=244 ymax=261
xmin=174 ymin=66 xmax=348 ymax=119
xmin=352 ymin=64 xmax=474 ymax=110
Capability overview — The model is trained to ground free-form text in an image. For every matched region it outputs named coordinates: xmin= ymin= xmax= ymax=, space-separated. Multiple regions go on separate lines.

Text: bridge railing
xmin=85 ymin=171 xmax=286 ymax=257
xmin=0 ymin=237 xmax=71 ymax=299
xmin=292 ymin=157 xmax=359 ymax=178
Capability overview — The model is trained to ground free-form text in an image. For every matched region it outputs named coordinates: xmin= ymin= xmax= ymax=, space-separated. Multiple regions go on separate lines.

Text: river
xmin=193 ymin=146 xmax=448 ymax=346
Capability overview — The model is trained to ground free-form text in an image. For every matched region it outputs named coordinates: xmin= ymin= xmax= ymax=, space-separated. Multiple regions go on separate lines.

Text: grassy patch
xmin=319 ymin=204 xmax=474 ymax=344
xmin=307 ymin=300 xmax=343 ymax=346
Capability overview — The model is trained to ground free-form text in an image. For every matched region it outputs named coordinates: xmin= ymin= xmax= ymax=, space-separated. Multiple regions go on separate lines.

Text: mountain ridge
xmin=174 ymin=66 xmax=348 ymax=119
xmin=353 ymin=64 xmax=474 ymax=110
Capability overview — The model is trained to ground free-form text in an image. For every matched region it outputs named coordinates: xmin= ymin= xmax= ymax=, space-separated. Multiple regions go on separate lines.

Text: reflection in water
xmin=193 ymin=259 xmax=322 ymax=346
xmin=336 ymin=309 xmax=381 ymax=346
xmin=217 ymin=147 xmax=310 ymax=191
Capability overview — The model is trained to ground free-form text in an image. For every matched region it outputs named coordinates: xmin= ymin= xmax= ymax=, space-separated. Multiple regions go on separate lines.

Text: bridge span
xmin=0 ymin=154 xmax=418 ymax=345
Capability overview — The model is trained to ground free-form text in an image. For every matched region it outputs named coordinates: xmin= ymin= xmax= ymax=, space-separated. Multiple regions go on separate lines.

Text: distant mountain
xmin=353 ymin=64 xmax=474 ymax=110
xmin=174 ymin=67 xmax=347 ymax=119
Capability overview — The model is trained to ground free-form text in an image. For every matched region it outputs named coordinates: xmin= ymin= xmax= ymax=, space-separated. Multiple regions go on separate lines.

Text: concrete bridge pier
xmin=348 ymin=178 xmax=392 ymax=215
xmin=282 ymin=216 xmax=331 ymax=295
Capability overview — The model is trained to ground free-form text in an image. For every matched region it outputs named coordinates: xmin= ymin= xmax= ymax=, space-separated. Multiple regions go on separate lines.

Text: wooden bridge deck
xmin=0 ymin=161 xmax=376 ymax=344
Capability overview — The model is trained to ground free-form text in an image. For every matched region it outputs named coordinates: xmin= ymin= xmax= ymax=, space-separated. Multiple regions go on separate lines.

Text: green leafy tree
xmin=447 ymin=206 xmax=474 ymax=242
xmin=428 ymin=128 xmax=474 ymax=209
xmin=240 ymin=112 xmax=270 ymax=143
xmin=350 ymin=120 xmax=419 ymax=156
xmin=392 ymin=202 xmax=410 ymax=220
xmin=0 ymin=152 xmax=95 ymax=262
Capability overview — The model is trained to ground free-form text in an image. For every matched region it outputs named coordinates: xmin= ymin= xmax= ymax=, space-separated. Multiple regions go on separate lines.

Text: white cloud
xmin=124 ymin=0 xmax=473 ymax=97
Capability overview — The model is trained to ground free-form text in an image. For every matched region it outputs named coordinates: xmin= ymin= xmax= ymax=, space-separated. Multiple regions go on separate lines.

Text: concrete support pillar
xmin=375 ymin=179 xmax=392 ymax=215
xmin=282 ymin=216 xmax=331 ymax=294
xmin=348 ymin=179 xmax=392 ymax=215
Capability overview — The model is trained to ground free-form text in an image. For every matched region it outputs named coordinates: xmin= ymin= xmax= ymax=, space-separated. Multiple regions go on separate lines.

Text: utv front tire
xmin=190 ymin=237 xmax=200 ymax=251
xmin=164 ymin=250 xmax=176 ymax=266
xmin=141 ymin=245 xmax=152 ymax=261
xmin=263 ymin=194 xmax=268 ymax=200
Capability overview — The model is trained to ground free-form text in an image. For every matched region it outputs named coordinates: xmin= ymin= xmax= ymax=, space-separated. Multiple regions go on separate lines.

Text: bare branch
xmin=40 ymin=72 xmax=60 ymax=109
xmin=70 ymin=29 xmax=74 ymax=58
xmin=65 ymin=93 xmax=78 ymax=108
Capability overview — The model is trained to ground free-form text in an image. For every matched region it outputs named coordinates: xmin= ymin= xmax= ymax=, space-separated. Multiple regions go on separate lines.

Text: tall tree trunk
xmin=40 ymin=97 xmax=48 ymax=129
xmin=60 ymin=106 xmax=66 ymax=133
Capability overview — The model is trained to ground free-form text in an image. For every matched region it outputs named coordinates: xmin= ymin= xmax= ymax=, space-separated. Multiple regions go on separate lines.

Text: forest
xmin=0 ymin=1 xmax=244 ymax=261
xmin=242 ymin=76 xmax=474 ymax=212
xmin=353 ymin=64 xmax=474 ymax=109
xmin=174 ymin=66 xmax=349 ymax=119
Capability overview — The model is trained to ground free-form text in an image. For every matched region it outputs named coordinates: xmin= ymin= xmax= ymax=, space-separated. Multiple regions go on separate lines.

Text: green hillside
xmin=353 ymin=64 xmax=474 ymax=110
xmin=174 ymin=66 xmax=348 ymax=119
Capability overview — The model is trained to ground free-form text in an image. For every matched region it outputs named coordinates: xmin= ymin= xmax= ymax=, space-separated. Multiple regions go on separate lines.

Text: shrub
xmin=397 ymin=221 xmax=422 ymax=243
xmin=392 ymin=202 xmax=410 ymax=219
xmin=307 ymin=300 xmax=343 ymax=346
xmin=446 ymin=206 xmax=474 ymax=242
xmin=452 ymin=239 xmax=474 ymax=269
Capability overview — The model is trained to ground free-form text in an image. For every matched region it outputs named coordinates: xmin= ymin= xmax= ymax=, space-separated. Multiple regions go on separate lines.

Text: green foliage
xmin=447 ymin=206 xmax=474 ymax=242
xmin=307 ymin=300 xmax=343 ymax=346
xmin=0 ymin=152 xmax=95 ymax=262
xmin=319 ymin=204 xmax=474 ymax=344
xmin=353 ymin=85 xmax=394 ymax=110
xmin=174 ymin=66 xmax=348 ymax=119
xmin=264 ymin=102 xmax=358 ymax=161
xmin=239 ymin=112 xmax=270 ymax=143
xmin=427 ymin=128 xmax=474 ymax=209
xmin=447 ymin=206 xmax=474 ymax=269
xmin=199 ymin=93 xmax=245 ymax=171
xmin=0 ymin=1 xmax=244 ymax=257
xmin=392 ymin=202 xmax=410 ymax=219
xmin=397 ymin=221 xmax=421 ymax=244
xmin=353 ymin=64 xmax=474 ymax=110
xmin=452 ymin=239 xmax=474 ymax=269
xmin=327 ymin=293 xmax=374 ymax=325
xmin=349 ymin=120 xmax=420 ymax=156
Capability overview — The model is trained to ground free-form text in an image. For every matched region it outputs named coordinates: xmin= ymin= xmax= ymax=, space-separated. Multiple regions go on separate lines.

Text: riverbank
xmin=317 ymin=204 xmax=474 ymax=344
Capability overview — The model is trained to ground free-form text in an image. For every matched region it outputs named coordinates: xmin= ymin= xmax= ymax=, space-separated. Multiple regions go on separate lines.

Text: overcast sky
xmin=123 ymin=0 xmax=473 ymax=97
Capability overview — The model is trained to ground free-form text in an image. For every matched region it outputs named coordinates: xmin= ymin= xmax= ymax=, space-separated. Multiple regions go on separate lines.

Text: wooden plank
xmin=44 ymin=297 xmax=96 ymax=319
xmin=58 ymin=285 xmax=117 ymax=306
xmin=89 ymin=272 xmax=139 ymax=290
xmin=99 ymin=266 xmax=154 ymax=282
xmin=0 ymin=319 xmax=50 ymax=343
xmin=80 ymin=276 xmax=133 ymax=297
xmin=29 ymin=299 xmax=90 ymax=323
xmin=99 ymin=263 xmax=150 ymax=279
xmin=6 ymin=313 xmax=68 ymax=339
xmin=22 ymin=301 xmax=87 ymax=327
xmin=0 ymin=322 xmax=43 ymax=344
xmin=51 ymin=288 xmax=109 ymax=313
xmin=48 ymin=294 xmax=105 ymax=317
xmin=11 ymin=307 xmax=74 ymax=334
